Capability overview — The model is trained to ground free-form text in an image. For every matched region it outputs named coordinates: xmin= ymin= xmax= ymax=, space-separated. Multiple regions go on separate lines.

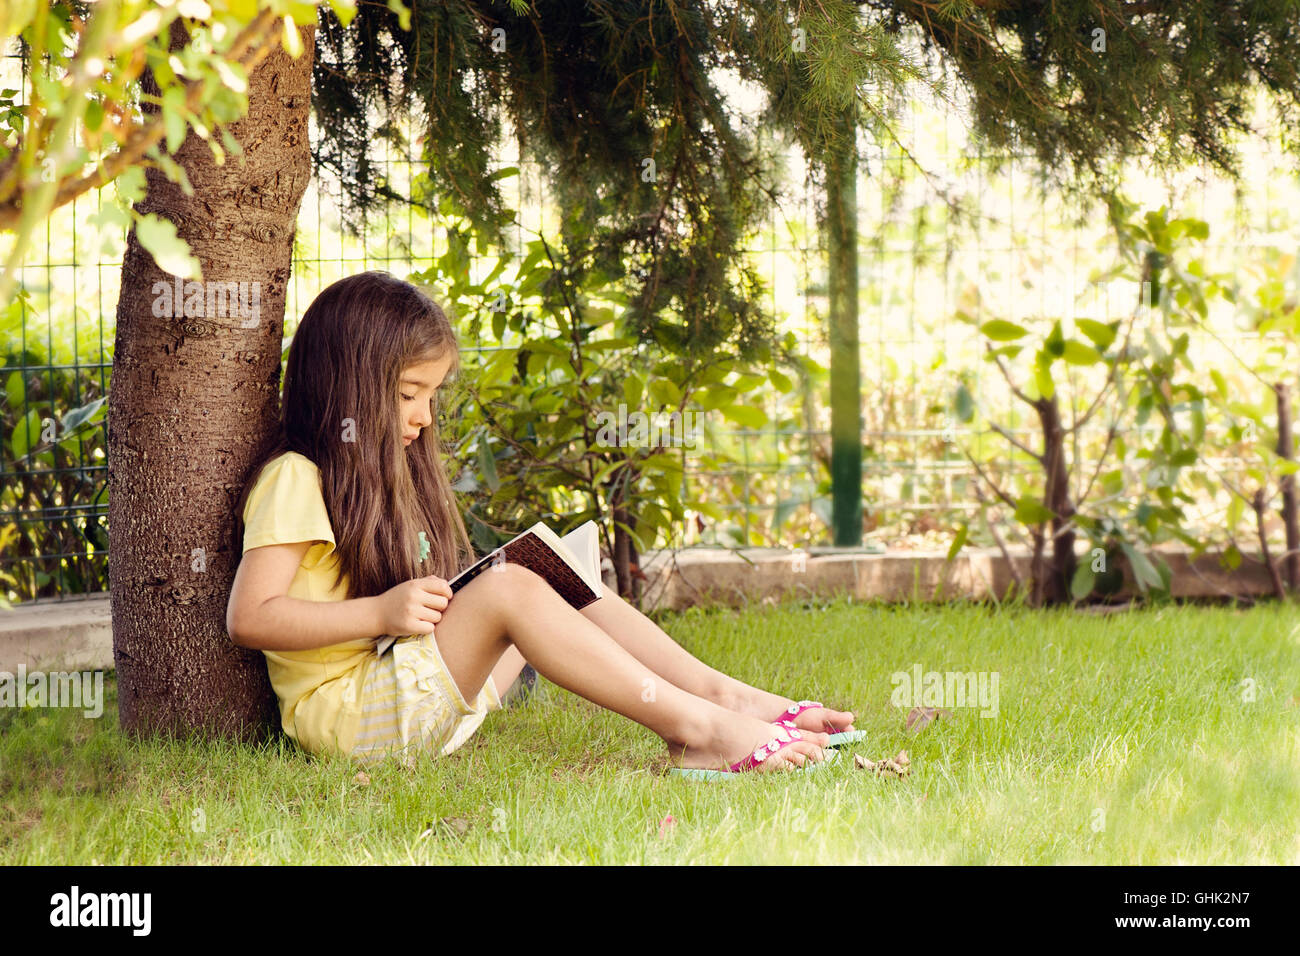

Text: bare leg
xmin=579 ymin=584 xmax=856 ymax=734
xmin=488 ymin=644 xmax=527 ymax=696
xmin=434 ymin=564 xmax=828 ymax=772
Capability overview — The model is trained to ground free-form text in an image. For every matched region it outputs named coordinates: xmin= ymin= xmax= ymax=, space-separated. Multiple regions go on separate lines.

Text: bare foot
xmin=672 ymin=712 xmax=828 ymax=774
xmin=787 ymin=704 xmax=855 ymax=735
xmin=727 ymin=687 xmax=855 ymax=735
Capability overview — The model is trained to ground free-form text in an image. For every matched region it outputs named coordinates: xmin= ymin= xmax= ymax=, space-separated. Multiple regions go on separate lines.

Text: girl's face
xmin=399 ymin=353 xmax=454 ymax=447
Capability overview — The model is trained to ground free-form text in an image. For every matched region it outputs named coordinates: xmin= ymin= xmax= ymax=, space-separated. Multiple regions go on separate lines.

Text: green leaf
xmin=647 ymin=377 xmax=682 ymax=407
xmin=1033 ymin=358 xmax=1055 ymax=399
xmin=946 ymin=523 xmax=968 ymax=562
xmin=135 ymin=213 xmax=200 ymax=278
xmin=10 ymin=408 xmax=44 ymax=461
xmin=1226 ymin=495 xmax=1243 ymax=531
xmin=61 ymin=397 xmax=106 ymax=436
xmin=985 ymin=344 xmax=1024 ymax=361
xmin=1136 ymin=393 xmax=1153 ymax=426
xmin=980 ymin=320 xmax=1028 ymax=341
xmin=1013 ymin=496 xmax=1054 ymax=525
xmin=4 ymin=371 xmax=24 ymax=409
xmin=115 ymin=165 xmax=146 ymax=205
xmin=87 ymin=202 xmax=131 ymax=239
xmin=1120 ymin=541 xmax=1163 ymax=592
xmin=953 ymin=384 xmax=975 ymax=423
xmin=720 ymin=404 xmax=767 ymax=428
xmin=1062 ymin=340 xmax=1102 ymax=366
xmin=84 ymin=98 xmax=103 ymax=132
xmin=696 ymin=384 xmax=737 ymax=411
xmin=281 ymin=14 xmax=305 ymax=56
xmin=163 ymin=86 xmax=188 ymax=153
xmin=1221 ymin=543 xmax=1242 ymax=570
xmin=476 ymin=433 xmax=500 ymax=492
xmin=385 ymin=0 xmax=413 ymax=31
xmin=768 ymin=368 xmax=794 ymax=392
xmin=1075 ymin=319 xmax=1117 ymax=350
xmin=771 ymin=498 xmax=803 ymax=533
xmin=623 ymin=374 xmax=644 ymax=408
xmin=1070 ymin=561 xmax=1096 ymax=600
xmin=1045 ymin=320 xmax=1065 ymax=358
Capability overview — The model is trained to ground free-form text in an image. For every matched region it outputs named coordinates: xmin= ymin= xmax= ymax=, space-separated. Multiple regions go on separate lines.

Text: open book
xmin=375 ymin=520 xmax=604 ymax=656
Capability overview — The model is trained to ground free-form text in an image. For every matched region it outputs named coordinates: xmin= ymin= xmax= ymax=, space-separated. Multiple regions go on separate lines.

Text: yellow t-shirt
xmin=240 ymin=450 xmax=377 ymax=757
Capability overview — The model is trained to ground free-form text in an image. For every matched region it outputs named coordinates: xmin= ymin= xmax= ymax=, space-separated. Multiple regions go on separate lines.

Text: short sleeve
xmin=241 ymin=453 xmax=337 ymax=558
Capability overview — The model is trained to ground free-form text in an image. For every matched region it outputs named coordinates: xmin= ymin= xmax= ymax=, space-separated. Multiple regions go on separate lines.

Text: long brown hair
xmin=235 ymin=270 xmax=473 ymax=599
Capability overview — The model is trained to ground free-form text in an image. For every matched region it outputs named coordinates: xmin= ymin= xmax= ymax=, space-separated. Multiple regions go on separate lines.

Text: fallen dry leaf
xmin=354 ymin=771 xmax=371 ymax=786
xmin=905 ymin=706 xmax=952 ymax=734
xmin=854 ymin=749 xmax=911 ymax=778
xmin=440 ymin=816 xmax=471 ymax=837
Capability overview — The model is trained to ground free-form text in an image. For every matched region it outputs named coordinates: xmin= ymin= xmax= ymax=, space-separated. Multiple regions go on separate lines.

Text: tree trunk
xmin=1036 ymin=395 xmax=1076 ymax=604
xmin=610 ymin=462 xmax=642 ymax=602
xmin=108 ymin=19 xmax=315 ymax=742
xmin=1275 ymin=382 xmax=1297 ymax=592
xmin=826 ymin=108 xmax=862 ymax=546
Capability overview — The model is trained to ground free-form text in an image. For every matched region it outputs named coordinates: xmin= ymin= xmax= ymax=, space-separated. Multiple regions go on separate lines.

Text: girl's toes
xmin=822 ymin=708 xmax=854 ymax=732
xmin=783 ymin=723 xmax=831 ymax=748
xmin=787 ymin=741 xmax=826 ymax=768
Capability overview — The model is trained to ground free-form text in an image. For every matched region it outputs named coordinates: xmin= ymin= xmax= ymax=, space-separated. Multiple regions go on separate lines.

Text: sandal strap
xmin=775 ymin=700 xmax=824 ymax=722
xmin=729 ymin=724 xmax=804 ymax=773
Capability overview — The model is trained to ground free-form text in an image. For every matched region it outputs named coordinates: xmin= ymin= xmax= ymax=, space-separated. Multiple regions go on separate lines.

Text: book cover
xmin=375 ymin=520 xmax=602 ymax=656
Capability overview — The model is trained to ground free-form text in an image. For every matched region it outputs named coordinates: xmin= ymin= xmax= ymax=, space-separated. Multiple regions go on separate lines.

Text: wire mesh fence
xmin=3 ymin=37 xmax=1298 ymax=603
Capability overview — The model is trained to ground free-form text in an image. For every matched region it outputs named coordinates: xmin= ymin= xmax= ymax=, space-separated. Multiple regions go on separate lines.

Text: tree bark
xmin=1275 ymin=382 xmax=1297 ymax=592
xmin=108 ymin=19 xmax=315 ymax=742
xmin=1253 ymin=487 xmax=1287 ymax=600
xmin=1035 ymin=395 xmax=1076 ymax=604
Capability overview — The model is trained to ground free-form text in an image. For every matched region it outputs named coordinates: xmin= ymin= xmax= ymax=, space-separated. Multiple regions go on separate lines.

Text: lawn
xmin=2 ymin=598 xmax=1298 ymax=864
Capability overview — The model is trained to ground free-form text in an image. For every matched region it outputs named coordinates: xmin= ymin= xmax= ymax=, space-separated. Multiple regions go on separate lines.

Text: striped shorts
xmin=349 ymin=633 xmax=503 ymax=768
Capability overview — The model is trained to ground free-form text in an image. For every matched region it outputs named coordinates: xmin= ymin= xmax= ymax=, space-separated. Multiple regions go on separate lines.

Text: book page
xmin=559 ymin=521 xmax=601 ymax=590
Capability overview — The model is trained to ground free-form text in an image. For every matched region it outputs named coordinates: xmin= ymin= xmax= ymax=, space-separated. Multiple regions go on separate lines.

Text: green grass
xmin=3 ymin=598 xmax=1299 ymax=864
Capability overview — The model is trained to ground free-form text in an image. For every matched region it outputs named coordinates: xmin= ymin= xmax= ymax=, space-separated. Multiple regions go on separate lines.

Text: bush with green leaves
xmin=948 ymin=202 xmax=1215 ymax=605
xmin=412 ymin=221 xmax=813 ymax=598
xmin=2 ymin=288 xmax=110 ymax=604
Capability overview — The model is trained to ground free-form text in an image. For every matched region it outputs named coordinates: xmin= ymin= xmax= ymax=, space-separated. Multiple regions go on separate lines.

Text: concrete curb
xmin=633 ymin=544 xmax=1278 ymax=612
xmin=0 ymin=544 xmax=1278 ymax=673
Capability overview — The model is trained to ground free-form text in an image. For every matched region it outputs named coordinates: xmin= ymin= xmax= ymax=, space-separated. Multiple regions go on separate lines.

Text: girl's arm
xmin=227 ymin=541 xmax=383 ymax=651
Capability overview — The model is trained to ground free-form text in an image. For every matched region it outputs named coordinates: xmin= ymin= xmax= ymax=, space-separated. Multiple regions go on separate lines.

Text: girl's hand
xmin=377 ymin=575 xmax=453 ymax=636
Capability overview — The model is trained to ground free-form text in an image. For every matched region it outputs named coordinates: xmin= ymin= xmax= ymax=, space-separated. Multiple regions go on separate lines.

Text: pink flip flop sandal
xmin=774 ymin=700 xmax=866 ymax=747
xmin=669 ymin=723 xmax=838 ymax=781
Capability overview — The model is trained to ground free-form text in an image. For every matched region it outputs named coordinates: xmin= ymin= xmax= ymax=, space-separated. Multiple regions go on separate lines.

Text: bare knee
xmin=455 ymin=563 xmax=551 ymax=624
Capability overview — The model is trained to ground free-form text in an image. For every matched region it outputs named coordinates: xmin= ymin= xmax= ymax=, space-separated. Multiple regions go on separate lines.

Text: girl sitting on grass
xmin=226 ymin=271 xmax=856 ymax=775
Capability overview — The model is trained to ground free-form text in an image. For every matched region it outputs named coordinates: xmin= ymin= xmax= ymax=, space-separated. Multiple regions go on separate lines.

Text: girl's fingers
xmin=420 ymin=575 xmax=453 ymax=598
